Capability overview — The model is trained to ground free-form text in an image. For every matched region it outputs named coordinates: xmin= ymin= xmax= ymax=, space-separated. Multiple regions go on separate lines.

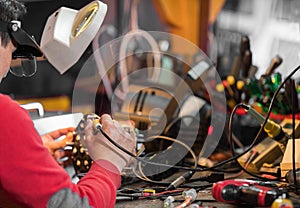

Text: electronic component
xmin=238 ymin=137 xmax=286 ymax=173
xmin=166 ymin=171 xmax=195 ymax=191
xmin=113 ymin=84 xmax=174 ymax=132
xmin=164 ymin=196 xmax=175 ymax=208
xmin=243 ymin=104 xmax=284 ymax=139
xmin=175 ymin=189 xmax=197 ymax=208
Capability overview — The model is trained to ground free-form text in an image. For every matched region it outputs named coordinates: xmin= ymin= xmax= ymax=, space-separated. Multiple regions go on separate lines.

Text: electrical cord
xmin=96 ymin=122 xmax=230 ymax=189
xmin=143 ymin=135 xmax=198 ymax=167
xmin=96 ymin=121 xmax=240 ymax=192
xmin=117 ymin=188 xmax=184 ymax=201
xmin=142 ymin=135 xmax=198 ymax=190
xmin=126 ymin=133 xmax=198 ymax=186
xmin=96 ymin=124 xmax=196 ymax=170
xmin=162 ymin=113 xmax=242 ymax=174
xmin=95 ymin=120 xmax=266 ymax=172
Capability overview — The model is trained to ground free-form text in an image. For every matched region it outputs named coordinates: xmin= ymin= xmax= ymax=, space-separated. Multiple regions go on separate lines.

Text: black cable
xmin=97 ymin=125 xmax=196 ymax=171
xmin=117 ymin=188 xmax=185 ymax=201
xmin=135 ymin=135 xmax=198 ymax=189
xmin=97 ymin=121 xmax=249 ymax=173
xmin=180 ymin=183 xmax=212 ymax=189
xmin=96 ymin=120 xmax=264 ymax=172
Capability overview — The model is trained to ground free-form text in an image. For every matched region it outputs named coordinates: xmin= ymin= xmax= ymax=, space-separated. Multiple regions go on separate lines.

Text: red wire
xmin=175 ymin=196 xmax=192 ymax=208
xmin=138 ymin=189 xmax=183 ymax=200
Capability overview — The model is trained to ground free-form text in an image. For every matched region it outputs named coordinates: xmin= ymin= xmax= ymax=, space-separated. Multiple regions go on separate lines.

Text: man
xmin=0 ymin=0 xmax=136 ymax=207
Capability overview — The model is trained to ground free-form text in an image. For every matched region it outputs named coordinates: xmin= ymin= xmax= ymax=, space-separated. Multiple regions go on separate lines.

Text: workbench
xmin=114 ymin=170 xmax=300 ymax=208
xmin=115 ymin=188 xmax=237 ymax=208
xmin=114 ymin=171 xmax=238 ymax=208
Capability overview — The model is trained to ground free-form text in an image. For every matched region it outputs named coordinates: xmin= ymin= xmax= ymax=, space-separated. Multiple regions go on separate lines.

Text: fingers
xmin=44 ymin=131 xmax=74 ymax=152
xmin=53 ymin=148 xmax=73 ymax=167
xmin=99 ymin=114 xmax=114 ymax=129
xmin=45 ymin=127 xmax=75 ymax=139
xmin=100 ymin=114 xmax=112 ymax=123
xmin=56 ymin=127 xmax=76 ymax=135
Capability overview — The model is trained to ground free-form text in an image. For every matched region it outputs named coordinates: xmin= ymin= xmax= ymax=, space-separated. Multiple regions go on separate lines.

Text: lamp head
xmin=40 ymin=1 xmax=107 ymax=74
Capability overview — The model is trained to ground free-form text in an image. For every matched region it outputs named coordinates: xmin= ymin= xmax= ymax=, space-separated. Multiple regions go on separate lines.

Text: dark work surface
xmin=114 ymin=171 xmax=300 ymax=208
xmin=115 ymin=188 xmax=238 ymax=208
xmin=115 ymin=171 xmax=239 ymax=208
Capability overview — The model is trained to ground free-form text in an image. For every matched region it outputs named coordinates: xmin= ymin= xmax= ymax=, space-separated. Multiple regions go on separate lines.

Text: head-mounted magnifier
xmin=10 ymin=54 xmax=37 ymax=77
xmin=0 ymin=20 xmax=43 ymax=77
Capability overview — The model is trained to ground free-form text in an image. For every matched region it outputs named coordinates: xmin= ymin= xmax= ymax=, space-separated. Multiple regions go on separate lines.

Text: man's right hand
xmin=82 ymin=114 xmax=136 ymax=173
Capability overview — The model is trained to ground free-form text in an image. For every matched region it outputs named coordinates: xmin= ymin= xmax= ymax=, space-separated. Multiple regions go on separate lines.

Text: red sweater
xmin=0 ymin=94 xmax=121 ymax=208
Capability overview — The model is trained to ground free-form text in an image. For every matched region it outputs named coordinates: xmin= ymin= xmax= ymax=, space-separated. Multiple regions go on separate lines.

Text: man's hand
xmin=41 ymin=127 xmax=75 ymax=166
xmin=82 ymin=114 xmax=136 ymax=173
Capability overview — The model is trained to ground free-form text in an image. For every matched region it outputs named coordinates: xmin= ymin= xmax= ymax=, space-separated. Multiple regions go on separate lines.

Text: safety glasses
xmin=10 ymin=54 xmax=37 ymax=77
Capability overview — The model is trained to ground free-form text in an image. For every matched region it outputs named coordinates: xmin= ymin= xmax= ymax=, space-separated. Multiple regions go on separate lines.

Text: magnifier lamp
xmin=40 ymin=0 xmax=107 ymax=74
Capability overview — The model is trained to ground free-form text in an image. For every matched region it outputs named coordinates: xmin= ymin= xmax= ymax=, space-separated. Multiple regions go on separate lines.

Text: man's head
xmin=0 ymin=0 xmax=26 ymax=81
xmin=0 ymin=0 xmax=43 ymax=81
xmin=0 ymin=0 xmax=26 ymax=47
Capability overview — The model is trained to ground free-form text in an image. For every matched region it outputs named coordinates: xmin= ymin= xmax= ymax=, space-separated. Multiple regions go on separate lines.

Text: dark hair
xmin=0 ymin=0 xmax=26 ymax=47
